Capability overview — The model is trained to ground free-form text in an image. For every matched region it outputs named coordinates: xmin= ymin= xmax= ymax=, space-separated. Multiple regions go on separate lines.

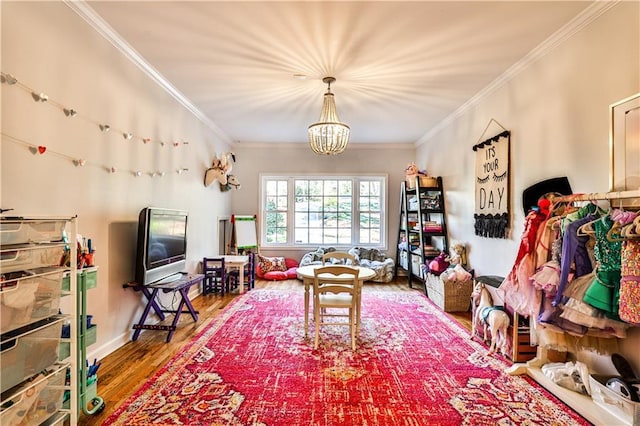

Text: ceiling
xmin=82 ymin=1 xmax=594 ymax=147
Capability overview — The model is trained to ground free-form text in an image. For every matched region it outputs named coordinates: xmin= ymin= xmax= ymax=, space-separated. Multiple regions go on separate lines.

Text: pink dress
xmin=500 ymin=210 xmax=546 ymax=318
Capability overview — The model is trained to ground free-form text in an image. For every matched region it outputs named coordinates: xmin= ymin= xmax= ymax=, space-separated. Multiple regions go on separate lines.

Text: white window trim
xmin=259 ymin=173 xmax=388 ymax=250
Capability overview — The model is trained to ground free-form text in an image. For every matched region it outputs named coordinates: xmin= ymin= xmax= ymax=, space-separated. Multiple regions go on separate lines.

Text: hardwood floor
xmin=78 ymin=278 xmax=471 ymax=425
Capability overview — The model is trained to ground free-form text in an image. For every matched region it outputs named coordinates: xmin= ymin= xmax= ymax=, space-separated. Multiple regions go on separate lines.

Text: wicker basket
xmin=406 ymin=174 xmax=438 ymax=189
xmin=425 ymin=273 xmax=472 ymax=312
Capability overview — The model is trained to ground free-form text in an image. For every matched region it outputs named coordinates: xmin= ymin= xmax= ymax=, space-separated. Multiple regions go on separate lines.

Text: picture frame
xmin=609 ymin=92 xmax=640 ymax=200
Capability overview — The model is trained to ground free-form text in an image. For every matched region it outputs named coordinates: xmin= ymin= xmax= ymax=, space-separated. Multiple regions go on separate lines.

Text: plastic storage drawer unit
xmin=0 ymin=219 xmax=66 ymax=245
xmin=0 ymin=244 xmax=65 ymax=274
xmin=1 ymin=317 xmax=63 ymax=393
xmin=0 ymin=365 xmax=67 ymax=426
xmin=1 ymin=268 xmax=65 ymax=333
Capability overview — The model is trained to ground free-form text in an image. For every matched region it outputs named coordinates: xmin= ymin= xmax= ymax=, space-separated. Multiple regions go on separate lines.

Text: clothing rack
xmin=554 ymin=187 xmax=640 ymax=203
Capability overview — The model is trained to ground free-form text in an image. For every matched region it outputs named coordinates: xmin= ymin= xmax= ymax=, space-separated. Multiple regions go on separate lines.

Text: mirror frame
xmin=609 ymin=92 xmax=640 ymax=197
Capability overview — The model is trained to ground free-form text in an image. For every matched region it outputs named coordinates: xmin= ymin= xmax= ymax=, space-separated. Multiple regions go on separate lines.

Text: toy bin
xmin=1 ymin=318 xmax=63 ymax=393
xmin=590 ymin=374 xmax=640 ymax=426
xmin=0 ymin=219 xmax=66 ymax=245
xmin=426 ymin=273 xmax=472 ymax=312
xmin=1 ymin=268 xmax=64 ymax=333
xmin=0 ymin=365 xmax=66 ymax=426
xmin=0 ymin=244 xmax=65 ymax=274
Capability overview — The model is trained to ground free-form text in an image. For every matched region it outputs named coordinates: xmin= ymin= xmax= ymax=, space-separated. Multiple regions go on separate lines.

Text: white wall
xmin=231 ymin=143 xmax=415 ymax=260
xmin=416 ymin=2 xmax=639 ymax=278
xmin=1 ymin=2 xmax=231 ymax=359
xmin=415 ymin=2 xmax=640 ymax=370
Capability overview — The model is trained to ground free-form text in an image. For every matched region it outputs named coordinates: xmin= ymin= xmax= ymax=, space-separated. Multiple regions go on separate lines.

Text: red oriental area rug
xmin=104 ymin=287 xmax=589 ymax=425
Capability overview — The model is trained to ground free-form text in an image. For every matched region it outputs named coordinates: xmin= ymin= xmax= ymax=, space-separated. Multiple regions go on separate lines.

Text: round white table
xmin=296 ymin=264 xmax=376 ymax=338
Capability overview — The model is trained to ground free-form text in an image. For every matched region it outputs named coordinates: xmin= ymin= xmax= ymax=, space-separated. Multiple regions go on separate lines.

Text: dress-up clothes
xmin=552 ymin=214 xmax=596 ymax=307
xmin=583 ymin=216 xmax=622 ymax=320
xmin=500 ymin=210 xmax=547 ymax=318
xmin=618 ymin=240 xmax=640 ymax=324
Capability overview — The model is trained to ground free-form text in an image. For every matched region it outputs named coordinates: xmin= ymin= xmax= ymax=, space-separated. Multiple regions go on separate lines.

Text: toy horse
xmin=470 ymin=282 xmax=510 ymax=356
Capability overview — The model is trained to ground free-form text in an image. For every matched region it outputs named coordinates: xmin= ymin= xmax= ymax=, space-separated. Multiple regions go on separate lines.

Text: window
xmin=261 ymin=175 xmax=386 ymax=248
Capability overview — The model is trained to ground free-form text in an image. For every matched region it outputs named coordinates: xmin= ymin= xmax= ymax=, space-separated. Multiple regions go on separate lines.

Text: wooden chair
xmin=321 ymin=251 xmax=356 ymax=266
xmin=202 ymin=257 xmax=227 ymax=295
xmin=313 ymin=265 xmax=360 ymax=351
xmin=227 ymin=251 xmax=256 ymax=291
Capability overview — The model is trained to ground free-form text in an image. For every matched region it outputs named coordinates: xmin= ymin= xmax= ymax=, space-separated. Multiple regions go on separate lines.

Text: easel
xmin=229 ymin=214 xmax=259 ymax=255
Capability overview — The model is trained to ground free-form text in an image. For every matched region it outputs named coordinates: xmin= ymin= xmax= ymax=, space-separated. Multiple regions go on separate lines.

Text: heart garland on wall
xmin=1 ymin=71 xmax=192 ymax=177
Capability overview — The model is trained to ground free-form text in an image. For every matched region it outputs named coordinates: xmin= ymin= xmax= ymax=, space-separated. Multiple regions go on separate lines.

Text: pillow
xmin=258 ymin=255 xmax=287 ymax=273
xmin=285 ymin=258 xmax=299 ymax=269
xmin=285 ymin=267 xmax=298 ymax=279
xmin=263 ymin=270 xmax=288 ymax=281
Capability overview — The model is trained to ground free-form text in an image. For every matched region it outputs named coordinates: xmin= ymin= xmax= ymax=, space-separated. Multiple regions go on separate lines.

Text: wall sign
xmin=472 ymin=130 xmax=510 ymax=238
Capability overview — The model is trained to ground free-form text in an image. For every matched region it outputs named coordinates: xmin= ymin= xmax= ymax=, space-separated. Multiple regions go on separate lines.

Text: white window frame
xmin=260 ymin=173 xmax=388 ymax=250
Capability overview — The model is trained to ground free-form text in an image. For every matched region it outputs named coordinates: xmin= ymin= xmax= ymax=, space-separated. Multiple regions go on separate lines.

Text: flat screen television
xmin=135 ymin=207 xmax=188 ymax=286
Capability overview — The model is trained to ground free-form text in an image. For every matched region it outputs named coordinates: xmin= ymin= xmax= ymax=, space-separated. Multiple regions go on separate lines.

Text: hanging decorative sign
xmin=472 ymin=129 xmax=510 ymax=238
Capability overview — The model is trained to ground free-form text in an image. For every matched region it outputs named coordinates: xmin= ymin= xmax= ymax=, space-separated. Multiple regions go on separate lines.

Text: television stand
xmin=128 ymin=273 xmax=204 ymax=342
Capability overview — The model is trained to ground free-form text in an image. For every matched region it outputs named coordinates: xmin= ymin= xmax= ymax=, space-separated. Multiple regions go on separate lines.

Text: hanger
xmin=606 ymin=209 xmax=640 ymax=241
xmin=621 ymin=216 xmax=640 ymax=239
xmin=575 ymin=205 xmax=610 ymax=237
xmin=606 ymin=220 xmax=626 ymax=242
xmin=577 ymin=220 xmax=597 ymax=237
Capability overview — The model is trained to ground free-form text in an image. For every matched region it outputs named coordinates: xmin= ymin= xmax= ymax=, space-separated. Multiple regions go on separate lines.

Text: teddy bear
xmin=440 ymin=243 xmax=472 ymax=284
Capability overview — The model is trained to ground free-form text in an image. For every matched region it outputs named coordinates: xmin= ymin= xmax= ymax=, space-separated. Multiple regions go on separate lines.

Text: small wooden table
xmin=223 ymin=255 xmax=249 ymax=293
xmin=296 ymin=265 xmax=376 ymax=338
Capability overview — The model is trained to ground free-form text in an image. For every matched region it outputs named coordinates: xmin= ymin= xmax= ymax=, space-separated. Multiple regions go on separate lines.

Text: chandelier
xmin=308 ymin=77 xmax=350 ymax=155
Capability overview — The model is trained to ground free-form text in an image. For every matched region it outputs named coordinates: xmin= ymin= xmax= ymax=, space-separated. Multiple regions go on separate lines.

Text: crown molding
xmin=416 ymin=0 xmax=619 ymax=146
xmin=64 ymin=0 xmax=234 ymax=147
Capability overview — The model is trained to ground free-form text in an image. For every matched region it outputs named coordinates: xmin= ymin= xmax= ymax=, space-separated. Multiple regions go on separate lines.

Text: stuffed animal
xmin=428 ymin=253 xmax=449 ymax=276
xmin=446 ymin=243 xmax=467 ymax=267
xmin=204 ymin=152 xmax=237 ymax=188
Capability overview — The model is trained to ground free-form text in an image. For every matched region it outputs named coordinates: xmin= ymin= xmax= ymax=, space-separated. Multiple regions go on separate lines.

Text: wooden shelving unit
xmin=395 ymin=176 xmax=449 ymax=290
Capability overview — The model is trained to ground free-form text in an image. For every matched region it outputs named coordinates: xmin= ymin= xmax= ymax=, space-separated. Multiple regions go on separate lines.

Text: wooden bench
xmin=127 ymin=273 xmax=204 ymax=342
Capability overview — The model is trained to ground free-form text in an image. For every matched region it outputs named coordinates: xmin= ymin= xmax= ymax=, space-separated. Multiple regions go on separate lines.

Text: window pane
xmin=309 ymin=180 xmax=322 ymax=195
xmin=309 ymin=197 xmax=322 ymax=211
xmin=263 ymin=176 xmax=384 ymax=247
xmin=277 ymin=196 xmax=288 ymax=210
xmin=295 ymin=180 xmax=307 ymax=196
xmin=266 ymin=180 xmax=278 ymax=195
xmin=338 ymin=196 xmax=351 ymax=211
xmin=266 ymin=196 xmax=277 ymax=210
xmin=337 ymin=228 xmax=351 ymax=244
xmin=295 ymin=228 xmax=308 ymax=244
xmin=277 ymin=181 xmax=287 ymax=195
xmin=295 ymin=196 xmax=308 ymax=211
xmin=324 ymin=180 xmax=338 ymax=196
xmin=325 ymin=196 xmax=337 ymax=212
xmin=295 ymin=212 xmax=308 ymax=227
